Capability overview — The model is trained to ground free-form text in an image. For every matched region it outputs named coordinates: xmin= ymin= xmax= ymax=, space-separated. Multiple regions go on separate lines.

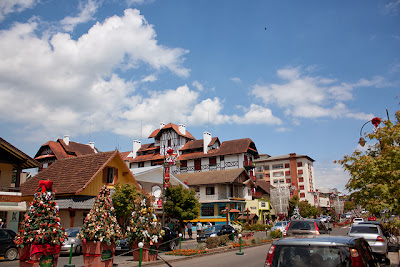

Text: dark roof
xmin=21 ymin=151 xmax=135 ymax=196
xmin=34 ymin=139 xmax=96 ymax=161
xmin=148 ymin=123 xmax=196 ymax=140
xmin=255 ymin=180 xmax=273 ymax=194
xmin=237 ymin=213 xmax=258 ymax=220
xmin=55 ymin=195 xmax=96 ymax=210
xmin=180 ymin=137 xmax=220 ymax=151
xmin=175 ymin=168 xmax=250 ymax=185
xmin=254 ymin=153 xmax=314 ymax=163
xmin=0 ymin=137 xmax=40 ymax=169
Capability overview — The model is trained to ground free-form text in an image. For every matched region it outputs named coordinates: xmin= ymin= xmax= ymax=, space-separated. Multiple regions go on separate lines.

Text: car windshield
xmin=350 ymin=226 xmax=378 ymax=234
xmin=275 ymin=222 xmax=283 ymax=227
xmin=204 ymin=225 xmax=223 ymax=233
xmin=66 ymin=228 xmax=80 ymax=237
xmin=273 ymin=245 xmax=350 ymax=267
xmin=289 ymin=221 xmax=315 ymax=230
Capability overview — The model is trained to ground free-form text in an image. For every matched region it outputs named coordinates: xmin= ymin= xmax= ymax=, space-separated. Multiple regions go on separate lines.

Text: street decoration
xmin=15 ymin=180 xmax=66 ymax=266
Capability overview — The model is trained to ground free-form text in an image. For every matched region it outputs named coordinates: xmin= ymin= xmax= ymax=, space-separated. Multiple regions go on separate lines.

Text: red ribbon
xmin=36 ymin=180 xmax=54 ymax=193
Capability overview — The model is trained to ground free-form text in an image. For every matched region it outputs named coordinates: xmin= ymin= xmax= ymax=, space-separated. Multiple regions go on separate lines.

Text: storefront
xmin=0 ymin=192 xmax=26 ymax=233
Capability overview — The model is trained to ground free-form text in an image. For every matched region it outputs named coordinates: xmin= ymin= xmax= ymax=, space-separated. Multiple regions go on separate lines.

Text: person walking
xmin=196 ymin=221 xmax=202 ymax=234
xmin=187 ymin=222 xmax=193 ymax=239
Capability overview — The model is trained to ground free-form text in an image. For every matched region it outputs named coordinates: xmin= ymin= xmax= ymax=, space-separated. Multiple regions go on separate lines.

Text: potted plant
xmin=126 ymin=193 xmax=164 ymax=262
xmin=15 ymin=180 xmax=67 ymax=267
xmin=78 ymin=186 xmax=123 ymax=267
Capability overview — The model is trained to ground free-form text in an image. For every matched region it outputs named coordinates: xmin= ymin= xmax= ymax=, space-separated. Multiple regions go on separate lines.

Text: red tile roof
xmin=148 ymin=123 xmax=196 ymax=140
xmin=21 ymin=151 xmax=136 ymax=196
xmin=179 ymin=137 xmax=219 ymax=151
xmin=174 ymin=168 xmax=250 ymax=185
xmin=34 ymin=139 xmax=96 ymax=161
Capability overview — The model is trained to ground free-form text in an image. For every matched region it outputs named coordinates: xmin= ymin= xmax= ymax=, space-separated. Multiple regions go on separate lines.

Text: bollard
xmin=232 ymin=230 xmax=235 ymax=241
xmin=179 ymin=233 xmax=182 ymax=250
xmin=236 ymin=234 xmax=244 ymax=255
xmin=63 ymin=244 xmax=75 ymax=267
xmin=138 ymin=242 xmax=144 ymax=267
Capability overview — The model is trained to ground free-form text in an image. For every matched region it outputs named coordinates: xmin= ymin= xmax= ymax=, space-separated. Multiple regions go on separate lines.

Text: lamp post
xmin=138 ymin=242 xmax=144 ymax=267
xmin=358 ymin=117 xmax=382 ymax=147
xmin=236 ymin=234 xmax=244 ymax=255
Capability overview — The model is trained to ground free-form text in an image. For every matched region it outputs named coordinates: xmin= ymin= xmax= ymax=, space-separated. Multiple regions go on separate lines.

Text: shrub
xmin=249 ymin=223 xmax=266 ymax=231
xmin=205 ymin=236 xmax=220 ymax=249
xmin=219 ymin=234 xmax=229 ymax=246
xmin=269 ymin=230 xmax=282 ymax=239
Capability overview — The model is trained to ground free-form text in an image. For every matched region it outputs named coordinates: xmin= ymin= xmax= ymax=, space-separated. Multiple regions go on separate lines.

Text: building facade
xmin=254 ymin=153 xmax=315 ymax=205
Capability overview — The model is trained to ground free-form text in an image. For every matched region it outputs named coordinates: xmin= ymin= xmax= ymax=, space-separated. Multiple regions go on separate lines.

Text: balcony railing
xmin=243 ymin=160 xmax=255 ymax=169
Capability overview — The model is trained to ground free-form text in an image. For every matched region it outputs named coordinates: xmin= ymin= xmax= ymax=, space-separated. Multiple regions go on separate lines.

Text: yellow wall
xmin=79 ymin=156 xmax=137 ymax=196
xmin=0 ymin=163 xmax=13 ymax=187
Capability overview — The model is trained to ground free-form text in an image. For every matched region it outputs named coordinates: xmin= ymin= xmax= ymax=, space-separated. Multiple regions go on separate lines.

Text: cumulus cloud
xmin=314 ymin=161 xmax=350 ymax=192
xmin=251 ymin=66 xmax=384 ymax=120
xmin=60 ymin=0 xmax=101 ymax=32
xmin=0 ymin=0 xmax=38 ymax=22
xmin=192 ymin=80 xmax=204 ymax=91
xmin=231 ymin=77 xmax=241 ymax=83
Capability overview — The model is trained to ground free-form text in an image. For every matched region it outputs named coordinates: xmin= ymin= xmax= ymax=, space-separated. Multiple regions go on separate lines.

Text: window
xmin=284 ymin=163 xmax=290 ymax=168
xmin=300 ymin=193 xmax=305 ymax=198
xmin=286 ymin=179 xmax=291 ymax=184
xmin=297 ymin=162 xmax=303 ymax=167
xmin=106 ymin=167 xmax=115 ymax=184
xmin=298 ymin=177 xmax=304 ymax=182
xmin=273 ymin=171 xmax=284 ymax=177
xmin=220 ymin=156 xmax=224 ymax=161
xmin=206 ymin=186 xmax=215 ymax=195
xmin=257 ymin=174 xmax=264 ymax=180
xmin=298 ymin=169 xmax=303 ymax=175
xmin=218 ymin=206 xmax=228 ymax=216
xmin=194 ymin=159 xmax=201 ymax=170
xmin=273 ymin=180 xmax=278 ymax=184
xmin=192 ymin=186 xmax=200 ymax=193
xmin=180 ymin=160 xmax=187 ymax=168
xmin=264 ymin=166 xmax=269 ymax=170
xmin=168 ymin=139 xmax=171 ymax=147
xmin=279 ymin=179 xmax=284 ymax=184
xmin=299 ymin=185 xmax=304 ymax=190
xmin=138 ymin=162 xmax=144 ymax=168
xmin=265 ymin=173 xmax=270 ymax=178
xmin=209 ymin=157 xmax=216 ymax=166
xmin=272 ymin=164 xmax=284 ymax=169
xmin=201 ymin=205 xmax=214 ymax=216
xmin=255 ymin=167 xmax=263 ymax=172
xmin=285 ymin=171 xmax=290 ymax=176
xmin=261 ymin=202 xmax=266 ymax=207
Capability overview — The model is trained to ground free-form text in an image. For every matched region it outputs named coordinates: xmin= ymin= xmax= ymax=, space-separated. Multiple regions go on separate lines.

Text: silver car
xmin=348 ymin=224 xmax=388 ymax=258
xmin=61 ymin=227 xmax=82 ymax=255
xmin=270 ymin=221 xmax=289 ymax=233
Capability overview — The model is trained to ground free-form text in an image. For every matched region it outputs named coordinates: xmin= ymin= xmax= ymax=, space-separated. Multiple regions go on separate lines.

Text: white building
xmin=254 ymin=153 xmax=316 ymax=205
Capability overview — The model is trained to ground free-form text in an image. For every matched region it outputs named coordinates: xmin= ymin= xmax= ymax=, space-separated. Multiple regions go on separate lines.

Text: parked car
xmin=61 ymin=227 xmax=82 ymax=255
xmin=353 ymin=217 xmax=364 ymax=225
xmin=0 ymin=229 xmax=18 ymax=261
xmin=197 ymin=224 xmax=236 ymax=242
xmin=270 ymin=221 xmax=289 ymax=233
xmin=319 ymin=215 xmax=330 ymax=223
xmin=116 ymin=238 xmax=130 ymax=253
xmin=348 ymin=224 xmax=388 ymax=259
xmin=284 ymin=219 xmax=331 ymax=237
xmin=368 ymin=215 xmax=377 ymax=221
xmin=264 ymin=235 xmax=390 ymax=267
xmin=159 ymin=226 xmax=179 ymax=251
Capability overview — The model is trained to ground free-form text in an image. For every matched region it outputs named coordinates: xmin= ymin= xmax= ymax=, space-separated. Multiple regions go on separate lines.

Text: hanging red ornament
xmin=371 ymin=117 xmax=381 ymax=127
xmin=167 ymin=148 xmax=174 ymax=155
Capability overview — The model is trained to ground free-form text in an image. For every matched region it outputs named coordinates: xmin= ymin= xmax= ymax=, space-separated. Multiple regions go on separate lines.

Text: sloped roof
xmin=58 ymin=139 xmax=96 ymax=156
xmin=174 ymin=168 xmax=250 ymax=185
xmin=148 ymin=123 xmax=196 ymax=140
xmin=128 ymin=153 xmax=164 ymax=163
xmin=21 ymin=151 xmax=135 ymax=196
xmin=254 ymin=153 xmax=315 ymax=163
xmin=34 ymin=139 xmax=96 ymax=161
xmin=0 ymin=137 xmax=40 ymax=169
xmin=237 ymin=213 xmax=258 ymax=220
xmin=255 ymin=180 xmax=273 ymax=194
xmin=180 ymin=137 xmax=219 ymax=151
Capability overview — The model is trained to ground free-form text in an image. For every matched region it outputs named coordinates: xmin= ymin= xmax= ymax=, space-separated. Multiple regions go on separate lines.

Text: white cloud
xmin=60 ymin=0 xmax=101 ymax=32
xmin=0 ymin=0 xmax=38 ymax=22
xmin=141 ymin=74 xmax=157 ymax=82
xmin=385 ymin=0 xmax=400 ymax=15
xmin=231 ymin=77 xmax=241 ymax=83
xmin=192 ymin=80 xmax=204 ymax=91
xmin=251 ymin=66 xmax=384 ymax=120
xmin=232 ymin=104 xmax=282 ymax=125
xmin=314 ymin=161 xmax=350 ymax=192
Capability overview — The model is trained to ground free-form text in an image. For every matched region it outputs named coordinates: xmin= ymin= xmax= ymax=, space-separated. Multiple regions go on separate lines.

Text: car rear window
xmin=350 ymin=226 xmax=378 ymax=234
xmin=289 ymin=221 xmax=315 ymax=230
xmin=275 ymin=222 xmax=282 ymax=227
xmin=272 ymin=245 xmax=350 ymax=267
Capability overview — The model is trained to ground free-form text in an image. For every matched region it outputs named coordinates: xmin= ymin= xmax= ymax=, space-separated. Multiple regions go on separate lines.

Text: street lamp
xmin=358 ymin=117 xmax=382 ymax=147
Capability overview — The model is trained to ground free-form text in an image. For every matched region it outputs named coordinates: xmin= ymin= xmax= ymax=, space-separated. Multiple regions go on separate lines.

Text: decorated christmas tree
xmin=78 ymin=186 xmax=123 ymax=244
xmin=126 ymin=193 xmax=164 ymax=246
xmin=15 ymin=180 xmax=66 ymax=248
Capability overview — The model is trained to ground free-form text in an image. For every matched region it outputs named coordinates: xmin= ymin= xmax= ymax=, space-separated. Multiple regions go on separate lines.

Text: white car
xmin=270 ymin=221 xmax=289 ymax=233
xmin=353 ymin=218 xmax=364 ymax=225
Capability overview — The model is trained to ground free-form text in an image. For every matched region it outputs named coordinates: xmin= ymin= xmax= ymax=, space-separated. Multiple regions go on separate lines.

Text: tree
xmin=78 ymin=186 xmax=123 ymax=244
xmin=298 ymin=200 xmax=319 ymax=218
xmin=336 ymin=111 xmax=400 ymax=215
xmin=344 ymin=200 xmax=356 ymax=212
xmin=164 ymin=184 xmax=200 ymax=232
xmin=112 ymin=183 xmax=141 ymax=229
xmin=288 ymin=195 xmax=299 ymax=217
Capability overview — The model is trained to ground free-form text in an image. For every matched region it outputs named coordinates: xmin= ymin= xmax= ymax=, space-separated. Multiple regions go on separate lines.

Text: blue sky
xmin=0 ymin=0 xmax=399 ymax=191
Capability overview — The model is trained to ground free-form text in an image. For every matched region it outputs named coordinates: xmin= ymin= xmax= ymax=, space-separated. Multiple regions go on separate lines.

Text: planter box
xmin=19 ymin=245 xmax=60 ymax=267
xmin=82 ymin=241 xmax=116 ymax=267
xmin=131 ymin=242 xmax=158 ymax=262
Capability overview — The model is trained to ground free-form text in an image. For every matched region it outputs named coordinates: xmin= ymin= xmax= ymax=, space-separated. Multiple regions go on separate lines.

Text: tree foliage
xmin=164 ymin=184 xmax=200 ymax=225
xmin=336 ymin=111 xmax=400 ymax=215
xmin=112 ymin=183 xmax=141 ymax=229
xmin=298 ymin=200 xmax=319 ymax=218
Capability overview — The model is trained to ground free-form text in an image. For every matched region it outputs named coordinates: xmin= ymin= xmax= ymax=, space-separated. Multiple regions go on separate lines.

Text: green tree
xmin=336 ymin=111 xmax=400 ymax=215
xmin=298 ymin=200 xmax=319 ymax=218
xmin=164 ymin=184 xmax=200 ymax=232
xmin=112 ymin=183 xmax=141 ymax=229
xmin=344 ymin=200 xmax=356 ymax=212
xmin=288 ymin=195 xmax=299 ymax=217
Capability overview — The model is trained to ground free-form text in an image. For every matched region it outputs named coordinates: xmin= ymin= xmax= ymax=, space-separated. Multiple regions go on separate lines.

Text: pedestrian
xmin=196 ymin=221 xmax=202 ymax=234
xmin=0 ymin=219 xmax=3 ymax=228
xmin=187 ymin=222 xmax=193 ymax=239
xmin=207 ymin=221 xmax=212 ymax=228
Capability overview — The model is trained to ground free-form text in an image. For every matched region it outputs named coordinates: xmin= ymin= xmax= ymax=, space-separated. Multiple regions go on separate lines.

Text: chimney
xmin=203 ymin=132 xmax=212 ymax=154
xmin=160 ymin=122 xmax=165 ymax=129
xmin=132 ymin=140 xmax=141 ymax=158
xmin=179 ymin=124 xmax=186 ymax=135
xmin=289 ymin=153 xmax=296 ymax=158
xmin=63 ymin=135 xmax=70 ymax=146
xmin=88 ymin=142 xmax=95 ymax=150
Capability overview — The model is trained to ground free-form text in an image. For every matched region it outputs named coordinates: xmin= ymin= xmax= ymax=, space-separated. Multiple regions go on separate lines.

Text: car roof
xmin=351 ymin=224 xmax=378 ymax=227
xmin=358 ymin=221 xmax=381 ymax=225
xmin=273 ymin=235 xmax=360 ymax=246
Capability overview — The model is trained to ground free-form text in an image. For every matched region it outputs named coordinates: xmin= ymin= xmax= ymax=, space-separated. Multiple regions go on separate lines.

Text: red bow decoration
xmin=166 ymin=148 xmax=174 ymax=155
xmin=36 ymin=180 xmax=53 ymax=193
xmin=371 ymin=117 xmax=381 ymax=127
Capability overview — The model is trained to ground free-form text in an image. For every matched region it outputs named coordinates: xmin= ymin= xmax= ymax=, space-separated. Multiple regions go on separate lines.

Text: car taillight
xmin=350 ymin=248 xmax=365 ymax=267
xmin=283 ymin=222 xmax=290 ymax=237
xmin=376 ymin=236 xmax=385 ymax=242
xmin=314 ymin=222 xmax=320 ymax=235
xmin=265 ymin=245 xmax=275 ymax=267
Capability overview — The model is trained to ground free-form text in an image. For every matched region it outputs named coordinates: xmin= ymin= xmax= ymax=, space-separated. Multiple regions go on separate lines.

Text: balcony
xmin=243 ymin=160 xmax=255 ymax=170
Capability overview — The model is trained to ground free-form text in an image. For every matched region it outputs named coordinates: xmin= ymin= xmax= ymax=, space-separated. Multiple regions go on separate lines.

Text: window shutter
xmin=103 ymin=168 xmax=107 ymax=183
xmin=114 ymin=168 xmax=118 ymax=184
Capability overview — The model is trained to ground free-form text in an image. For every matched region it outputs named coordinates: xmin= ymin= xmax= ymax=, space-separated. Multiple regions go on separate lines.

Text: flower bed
xmin=165 ymin=249 xmax=209 ymax=256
